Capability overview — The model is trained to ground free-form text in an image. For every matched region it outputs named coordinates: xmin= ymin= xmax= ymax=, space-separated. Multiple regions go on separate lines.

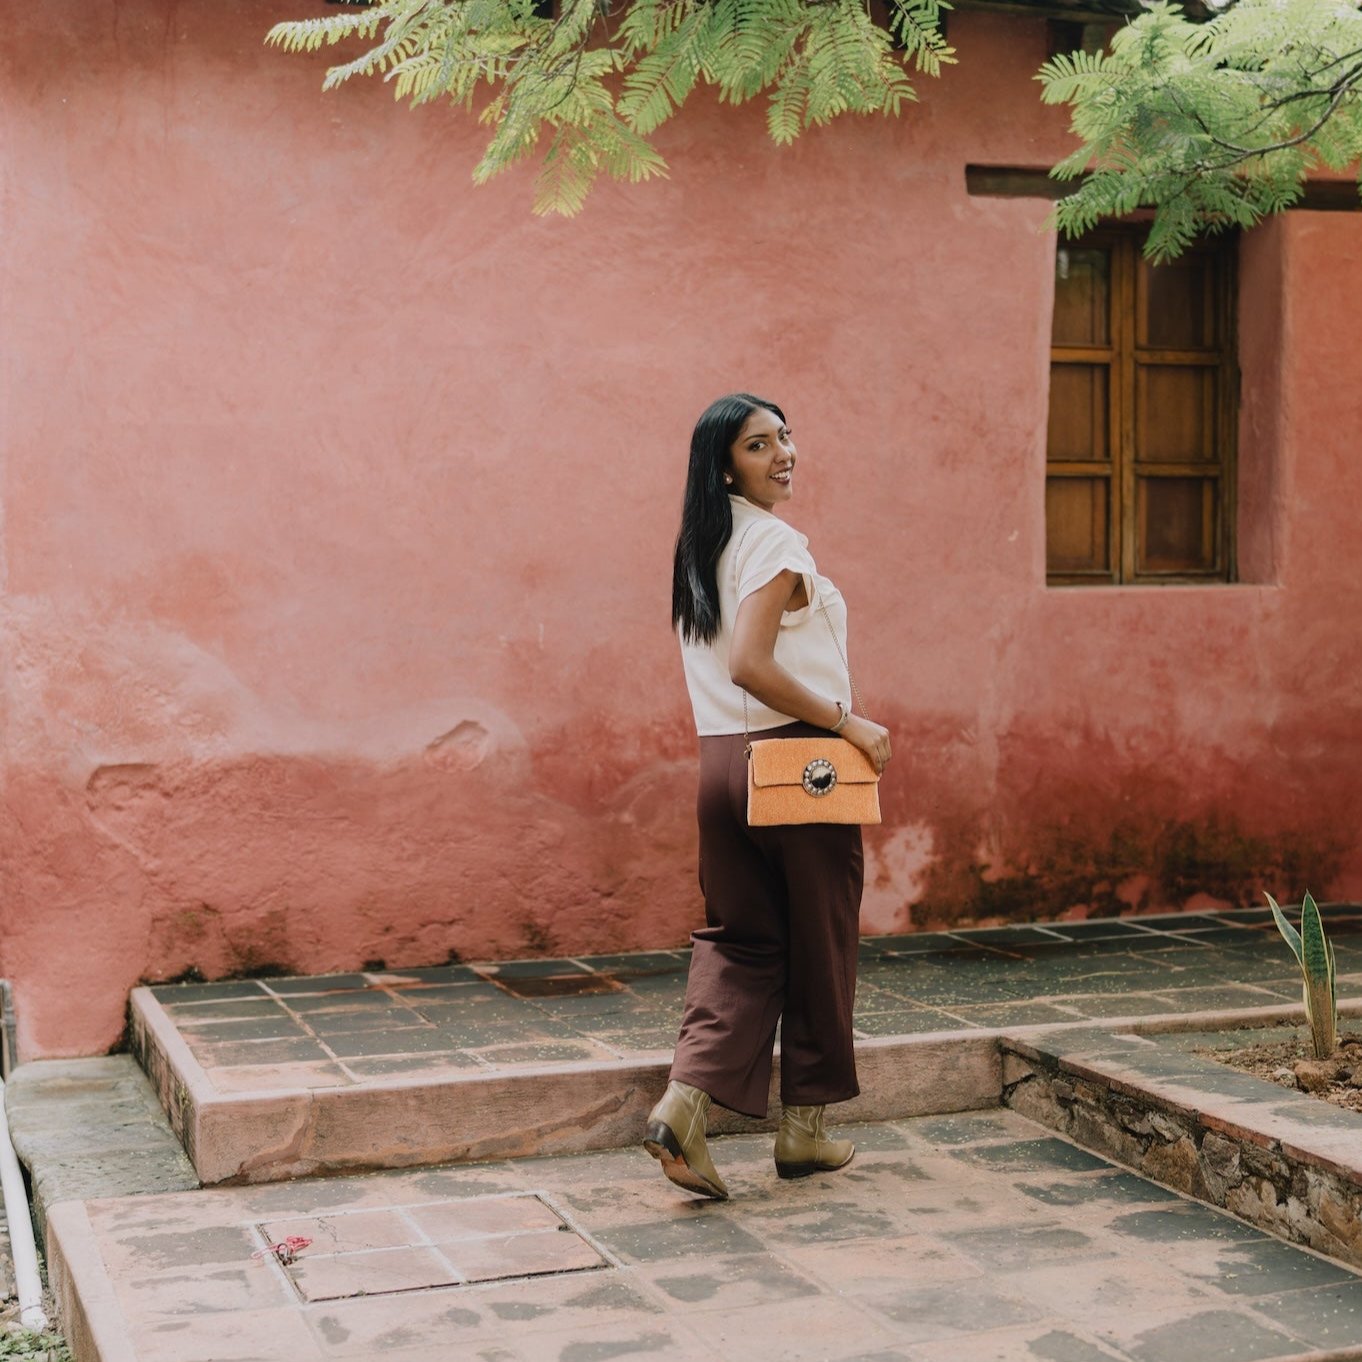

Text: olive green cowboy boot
xmin=643 ymin=1081 xmax=729 ymax=1200
xmin=773 ymin=1104 xmax=855 ymax=1179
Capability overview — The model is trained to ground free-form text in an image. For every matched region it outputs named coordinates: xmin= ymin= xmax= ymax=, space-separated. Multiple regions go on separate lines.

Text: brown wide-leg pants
xmin=669 ymin=722 xmax=864 ymax=1119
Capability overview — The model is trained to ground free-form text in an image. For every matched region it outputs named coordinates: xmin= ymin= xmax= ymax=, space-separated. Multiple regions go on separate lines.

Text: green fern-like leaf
xmin=618 ymin=12 xmax=709 ymax=135
xmin=1037 ymin=49 xmax=1113 ymax=105
xmin=767 ymin=62 xmax=810 ymax=144
xmin=265 ymin=9 xmax=386 ymax=53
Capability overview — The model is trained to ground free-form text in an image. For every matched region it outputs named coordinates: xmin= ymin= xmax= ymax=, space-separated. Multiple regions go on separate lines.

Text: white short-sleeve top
xmin=679 ymin=494 xmax=853 ymax=736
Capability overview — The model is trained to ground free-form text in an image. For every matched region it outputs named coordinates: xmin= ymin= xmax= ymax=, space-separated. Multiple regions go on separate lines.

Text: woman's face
xmin=727 ymin=407 xmax=796 ymax=512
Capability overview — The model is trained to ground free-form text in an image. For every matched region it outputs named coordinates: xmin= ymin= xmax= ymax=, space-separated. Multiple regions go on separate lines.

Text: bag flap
xmin=749 ymin=737 xmax=879 ymax=788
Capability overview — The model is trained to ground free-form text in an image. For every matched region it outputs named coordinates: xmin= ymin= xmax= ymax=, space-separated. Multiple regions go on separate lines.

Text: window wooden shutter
xmin=1046 ymin=227 xmax=1237 ymax=585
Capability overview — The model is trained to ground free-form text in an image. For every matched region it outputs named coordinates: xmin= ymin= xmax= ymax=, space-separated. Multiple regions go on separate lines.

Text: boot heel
xmin=775 ymin=1161 xmax=818 ymax=1180
xmin=643 ymin=1121 xmax=682 ymax=1162
xmin=643 ymin=1083 xmax=729 ymax=1200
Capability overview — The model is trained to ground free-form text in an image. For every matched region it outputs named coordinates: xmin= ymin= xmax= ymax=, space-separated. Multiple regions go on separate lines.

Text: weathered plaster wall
xmin=2 ymin=5 xmax=1360 ymax=1057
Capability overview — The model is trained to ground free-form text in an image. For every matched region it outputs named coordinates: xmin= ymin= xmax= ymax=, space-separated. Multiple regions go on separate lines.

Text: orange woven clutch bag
xmin=747 ymin=736 xmax=881 ymax=826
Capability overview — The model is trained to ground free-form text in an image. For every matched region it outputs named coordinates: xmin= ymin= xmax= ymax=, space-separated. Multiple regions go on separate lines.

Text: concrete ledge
xmin=1002 ymin=1026 xmax=1362 ymax=1268
xmin=131 ymin=985 xmax=1002 ymax=1183
xmin=130 ymin=972 xmax=1362 ymax=1186
xmin=1124 ymin=998 xmax=1362 ymax=1036
xmin=6 ymin=1057 xmax=198 ymax=1244
xmin=46 ymin=1200 xmax=133 ymax=1362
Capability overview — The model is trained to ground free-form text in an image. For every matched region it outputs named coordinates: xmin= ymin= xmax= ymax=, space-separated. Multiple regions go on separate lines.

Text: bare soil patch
xmin=1196 ymin=1030 xmax=1362 ymax=1114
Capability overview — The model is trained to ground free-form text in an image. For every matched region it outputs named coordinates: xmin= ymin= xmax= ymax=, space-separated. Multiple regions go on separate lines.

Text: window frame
xmin=1046 ymin=223 xmax=1240 ymax=588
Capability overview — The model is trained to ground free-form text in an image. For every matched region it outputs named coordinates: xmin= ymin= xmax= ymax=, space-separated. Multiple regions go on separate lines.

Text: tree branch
xmin=1191 ymin=61 xmax=1362 ymax=170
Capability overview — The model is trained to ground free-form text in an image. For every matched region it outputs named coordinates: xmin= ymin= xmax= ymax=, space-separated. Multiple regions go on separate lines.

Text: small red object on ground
xmin=252 ymin=1235 xmax=312 ymax=1265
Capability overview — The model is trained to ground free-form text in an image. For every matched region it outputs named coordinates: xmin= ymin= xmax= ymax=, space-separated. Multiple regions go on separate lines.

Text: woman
xmin=645 ymin=393 xmax=892 ymax=1200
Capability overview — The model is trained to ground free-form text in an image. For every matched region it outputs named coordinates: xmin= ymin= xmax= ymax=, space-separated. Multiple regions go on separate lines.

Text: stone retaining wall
xmin=1002 ymin=1039 xmax=1362 ymax=1268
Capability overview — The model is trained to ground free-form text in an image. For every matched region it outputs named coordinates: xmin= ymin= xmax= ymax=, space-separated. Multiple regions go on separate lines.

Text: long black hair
xmin=672 ymin=392 xmax=786 ymax=645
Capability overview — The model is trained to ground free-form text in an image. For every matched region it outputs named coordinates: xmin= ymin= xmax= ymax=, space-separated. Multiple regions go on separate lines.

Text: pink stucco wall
xmin=2 ymin=4 xmax=1360 ymax=1058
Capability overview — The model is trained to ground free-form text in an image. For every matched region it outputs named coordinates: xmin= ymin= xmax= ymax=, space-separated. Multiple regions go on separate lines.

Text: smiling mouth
xmin=771 ymin=468 xmax=793 ymax=483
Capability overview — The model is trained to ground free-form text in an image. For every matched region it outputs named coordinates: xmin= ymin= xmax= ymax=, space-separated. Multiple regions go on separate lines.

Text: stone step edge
xmin=5 ymin=1056 xmax=199 ymax=1247
xmin=129 ymin=981 xmax=1362 ymax=1185
xmin=46 ymin=1200 xmax=131 ymax=1362
xmin=1001 ymin=1029 xmax=1362 ymax=1270
xmin=133 ymin=1011 xmax=1004 ymax=1185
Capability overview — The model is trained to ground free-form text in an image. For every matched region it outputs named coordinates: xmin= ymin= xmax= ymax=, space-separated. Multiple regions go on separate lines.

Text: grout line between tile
xmin=529 ymin=1188 xmax=625 ymax=1270
xmin=390 ymin=1203 xmax=468 ymax=1284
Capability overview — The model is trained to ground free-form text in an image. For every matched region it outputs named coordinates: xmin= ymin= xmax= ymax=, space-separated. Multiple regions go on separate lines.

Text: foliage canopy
xmin=268 ymin=0 xmax=1362 ymax=254
xmin=1038 ymin=0 xmax=1362 ymax=260
xmin=266 ymin=0 xmax=952 ymax=216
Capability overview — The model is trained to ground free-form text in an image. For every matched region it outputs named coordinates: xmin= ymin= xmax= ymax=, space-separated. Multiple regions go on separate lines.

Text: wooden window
xmin=1046 ymin=226 xmax=1237 ymax=585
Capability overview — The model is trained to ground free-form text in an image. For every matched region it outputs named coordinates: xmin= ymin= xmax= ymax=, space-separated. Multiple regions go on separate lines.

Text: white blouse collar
xmin=728 ymin=493 xmax=808 ymax=546
xmin=729 ymin=493 xmax=777 ymax=520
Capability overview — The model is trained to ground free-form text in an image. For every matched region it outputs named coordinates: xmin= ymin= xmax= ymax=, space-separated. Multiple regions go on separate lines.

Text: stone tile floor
xmin=54 ymin=1107 xmax=1362 ymax=1362
xmin=146 ymin=907 xmax=1362 ymax=1094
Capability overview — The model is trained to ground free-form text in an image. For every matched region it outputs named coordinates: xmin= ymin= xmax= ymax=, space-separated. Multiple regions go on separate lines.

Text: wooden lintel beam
xmin=965 ymin=165 xmax=1362 ymax=214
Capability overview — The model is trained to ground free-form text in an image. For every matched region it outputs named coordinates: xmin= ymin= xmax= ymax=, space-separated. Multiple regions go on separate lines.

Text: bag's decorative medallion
xmin=802 ymin=758 xmax=837 ymax=797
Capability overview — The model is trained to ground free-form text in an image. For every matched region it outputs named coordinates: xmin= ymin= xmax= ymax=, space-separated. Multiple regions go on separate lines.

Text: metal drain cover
xmin=259 ymin=1193 xmax=607 ymax=1302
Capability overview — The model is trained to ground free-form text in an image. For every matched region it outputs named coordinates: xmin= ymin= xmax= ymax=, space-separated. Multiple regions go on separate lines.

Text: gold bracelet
xmin=830 ymin=700 xmax=850 ymax=733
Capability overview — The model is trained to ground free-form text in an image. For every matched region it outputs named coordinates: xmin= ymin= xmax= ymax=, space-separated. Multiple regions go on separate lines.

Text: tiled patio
xmin=49 ymin=1107 xmax=1362 ymax=1362
xmin=35 ymin=905 xmax=1362 ymax=1360
xmin=123 ymin=903 xmax=1362 ymax=1188
xmin=144 ymin=907 xmax=1362 ymax=1096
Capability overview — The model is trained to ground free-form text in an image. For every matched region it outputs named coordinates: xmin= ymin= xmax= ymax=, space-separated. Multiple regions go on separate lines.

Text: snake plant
xmin=1267 ymin=890 xmax=1338 ymax=1059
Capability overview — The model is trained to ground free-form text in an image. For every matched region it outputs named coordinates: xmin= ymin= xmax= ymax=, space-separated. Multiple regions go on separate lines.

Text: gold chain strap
xmin=817 ymin=597 xmax=867 ymax=721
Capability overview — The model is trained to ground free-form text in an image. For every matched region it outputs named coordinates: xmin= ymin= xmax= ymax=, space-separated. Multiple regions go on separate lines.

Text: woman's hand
xmin=842 ymin=714 xmax=892 ymax=775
